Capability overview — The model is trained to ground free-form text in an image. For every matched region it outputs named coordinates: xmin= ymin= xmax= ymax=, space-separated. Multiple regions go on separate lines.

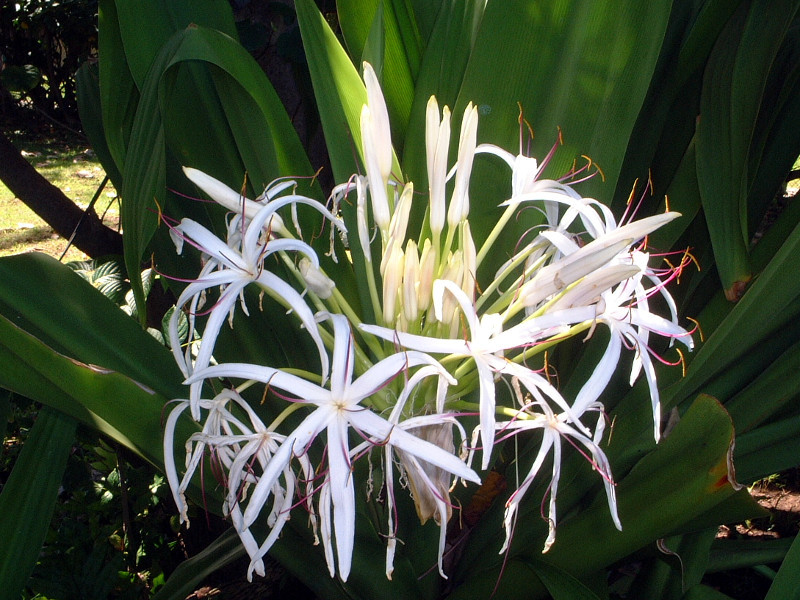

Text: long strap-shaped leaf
xmin=663 ymin=217 xmax=800 ymax=408
xmin=765 ymin=532 xmax=800 ymax=600
xmin=338 ymin=0 xmax=422 ymax=150
xmin=446 ymin=395 xmax=762 ymax=599
xmin=0 ymin=407 xmax=76 ymax=597
xmin=0 ymin=311 xmax=188 ymax=463
xmin=696 ymin=0 xmax=800 ymax=298
xmin=122 ymin=24 xmax=316 ymax=316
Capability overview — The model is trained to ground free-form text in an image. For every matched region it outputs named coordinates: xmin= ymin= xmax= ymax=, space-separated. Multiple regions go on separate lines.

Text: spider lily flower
xmin=166 ymin=63 xmax=696 ymax=582
xmin=163 ymin=388 xmax=316 ymax=580
xmin=163 ymin=389 xmax=258 ymax=524
xmin=513 ymin=212 xmax=680 ymax=313
xmin=363 ymin=279 xmax=596 ymax=469
xmin=183 ymin=166 xmax=274 ymax=225
xmin=494 ymin=381 xmax=620 ymax=554
xmin=357 ymin=363 xmax=464 ymax=579
xmin=168 ymin=212 xmax=329 ymax=419
xmin=571 ymin=250 xmax=694 ymax=436
xmin=185 ymin=313 xmax=479 ymax=581
xmin=183 ymin=166 xmax=346 ymax=244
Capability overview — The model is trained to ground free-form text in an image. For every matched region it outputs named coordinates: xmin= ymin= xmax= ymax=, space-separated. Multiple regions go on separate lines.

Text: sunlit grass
xmin=0 ymin=135 xmax=119 ymax=261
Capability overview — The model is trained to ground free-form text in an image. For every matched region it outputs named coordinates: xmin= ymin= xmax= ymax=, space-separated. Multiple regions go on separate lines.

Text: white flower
xmin=494 ymin=379 xmax=620 ymax=554
xmin=163 ymin=388 xmax=316 ymax=580
xmin=168 ymin=210 xmax=328 ymax=420
xmin=363 ymin=279 xmax=596 ymax=469
xmin=571 ymin=249 xmax=694 ymax=438
xmin=185 ymin=313 xmax=479 ymax=581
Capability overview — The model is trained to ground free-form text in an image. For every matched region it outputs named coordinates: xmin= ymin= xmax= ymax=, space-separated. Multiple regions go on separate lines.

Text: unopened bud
xmin=300 ymin=258 xmax=335 ymax=299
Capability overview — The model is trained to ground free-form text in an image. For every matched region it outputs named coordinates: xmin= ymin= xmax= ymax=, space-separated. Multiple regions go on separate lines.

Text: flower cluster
xmin=163 ymin=63 xmax=694 ymax=582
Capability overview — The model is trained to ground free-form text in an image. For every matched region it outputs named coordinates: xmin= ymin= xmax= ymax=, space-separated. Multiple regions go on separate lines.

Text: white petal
xmin=327 ymin=418 xmax=355 ymax=581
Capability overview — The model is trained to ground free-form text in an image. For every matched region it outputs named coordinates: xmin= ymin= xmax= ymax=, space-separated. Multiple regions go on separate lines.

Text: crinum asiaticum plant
xmin=163 ymin=63 xmax=694 ymax=582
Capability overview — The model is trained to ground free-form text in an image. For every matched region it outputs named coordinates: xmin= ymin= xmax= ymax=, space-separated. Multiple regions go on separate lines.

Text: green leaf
xmin=76 ymin=62 xmax=124 ymax=192
xmin=449 ymin=395 xmax=763 ymax=599
xmin=0 ymin=253 xmax=183 ymax=399
xmin=297 ymin=0 xmax=370 ymax=183
xmin=0 ymin=253 xmax=196 ymax=463
xmin=0 ymin=311 xmax=186 ymax=463
xmin=122 ymin=24 xmax=316 ymax=315
xmin=734 ymin=416 xmax=800 ymax=483
xmin=530 ymin=561 xmax=603 ymax=600
xmin=114 ymin=0 xmax=237 ymax=89
xmin=612 ymin=0 xmax=741 ymax=210
xmin=663 ymin=218 xmax=800 ymax=408
xmin=695 ymin=0 xmax=800 ymax=297
xmin=765 ymin=534 xmax=800 ymax=600
xmin=707 ymin=538 xmax=794 ymax=573
xmin=685 ymin=585 xmax=738 ymax=600
xmin=624 ymin=529 xmax=717 ymax=600
xmin=404 ymin=0 xmax=674 ymax=279
xmin=0 ymin=407 xmax=76 ymax=597
xmin=98 ymin=0 xmax=140 ymax=175
xmin=338 ymin=0 xmax=419 ymax=149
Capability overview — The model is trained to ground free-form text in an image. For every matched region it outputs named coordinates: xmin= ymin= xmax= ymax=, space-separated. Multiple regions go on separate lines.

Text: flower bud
xmin=397 ymin=423 xmax=457 ymax=525
xmin=300 ymin=257 xmax=335 ymax=299
xmin=426 ymin=97 xmax=450 ymax=235
xmin=402 ymin=240 xmax=420 ymax=324
xmin=417 ymin=239 xmax=435 ymax=312
xmin=382 ymin=243 xmax=405 ymax=324
xmin=361 ymin=106 xmax=391 ymax=230
xmin=447 ymin=103 xmax=479 ymax=227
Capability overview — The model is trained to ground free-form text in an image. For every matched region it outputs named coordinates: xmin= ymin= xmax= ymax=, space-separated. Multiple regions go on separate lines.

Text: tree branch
xmin=0 ymin=129 xmax=123 ymax=258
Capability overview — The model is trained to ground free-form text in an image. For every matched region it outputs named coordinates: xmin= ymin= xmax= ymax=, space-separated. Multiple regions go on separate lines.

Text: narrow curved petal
xmin=327 ymin=417 xmax=355 ymax=581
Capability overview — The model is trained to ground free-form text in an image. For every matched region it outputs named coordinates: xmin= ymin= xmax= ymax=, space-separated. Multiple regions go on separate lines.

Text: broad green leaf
xmin=76 ymin=62 xmax=124 ymax=191
xmin=613 ymin=0 xmax=741 ymax=209
xmin=0 ymin=311 xmax=187 ymax=463
xmin=530 ymin=562 xmax=603 ymax=600
xmin=707 ymin=538 xmax=794 ymax=573
xmin=114 ymin=0 xmax=237 ymax=89
xmin=408 ymin=0 xmax=442 ymax=44
xmin=338 ymin=0 xmax=420 ymax=149
xmin=722 ymin=338 xmax=800 ymax=434
xmin=545 ymin=396 xmax=757 ymax=573
xmin=685 ymin=585 xmax=738 ymax=600
xmin=765 ymin=534 xmax=800 ymax=600
xmin=402 ymin=0 xmax=486 ymax=173
xmin=98 ymin=0 xmax=139 ymax=174
xmin=735 ymin=416 xmax=800 ymax=484
xmin=0 ymin=253 xmax=194 ymax=464
xmin=746 ymin=16 xmax=800 ymax=233
xmin=449 ymin=395 xmax=762 ymax=598
xmin=297 ymin=0 xmax=370 ymax=182
xmin=0 ymin=407 xmax=76 ymax=599
xmin=360 ymin=2 xmax=386 ymax=78
xmin=624 ymin=529 xmax=717 ymax=600
xmin=122 ymin=24 xmax=317 ymax=315
xmin=296 ymin=0 xmax=391 ymax=323
xmin=695 ymin=0 xmax=800 ymax=298
xmin=663 ymin=218 xmax=800 ymax=407
xmin=404 ymin=0 xmax=673 ymax=279
xmin=0 ymin=389 xmax=10 ymax=441
xmin=0 ymin=254 xmax=183 ymax=398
